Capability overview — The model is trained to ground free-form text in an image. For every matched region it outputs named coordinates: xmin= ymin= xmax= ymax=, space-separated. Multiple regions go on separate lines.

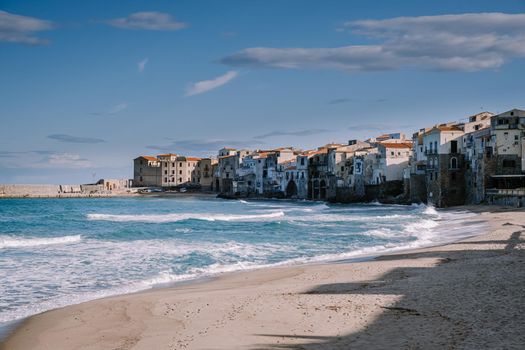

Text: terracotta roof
xmin=186 ymin=157 xmax=201 ymax=161
xmin=426 ymin=125 xmax=462 ymax=134
xmin=218 ymin=155 xmax=236 ymax=159
xmin=380 ymin=142 xmax=412 ymax=149
xmin=286 ymin=166 xmax=297 ymax=170
xmin=138 ymin=156 xmax=158 ymax=161
xmin=280 ymin=159 xmax=295 ymax=165
xmin=157 ymin=153 xmax=177 ymax=157
xmin=437 ymin=125 xmax=462 ymax=131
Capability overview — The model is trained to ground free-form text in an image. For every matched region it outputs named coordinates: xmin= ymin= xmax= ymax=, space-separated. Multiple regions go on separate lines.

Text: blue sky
xmin=1 ymin=0 xmax=525 ymax=184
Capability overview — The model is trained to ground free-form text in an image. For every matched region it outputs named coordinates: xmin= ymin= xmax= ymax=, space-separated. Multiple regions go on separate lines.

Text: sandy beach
xmin=1 ymin=206 xmax=524 ymax=350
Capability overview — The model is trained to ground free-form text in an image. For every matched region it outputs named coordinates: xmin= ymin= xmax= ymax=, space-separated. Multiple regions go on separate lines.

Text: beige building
xmin=196 ymin=158 xmax=217 ymax=190
xmin=134 ymin=154 xmax=208 ymax=188
xmin=133 ymin=156 xmax=161 ymax=187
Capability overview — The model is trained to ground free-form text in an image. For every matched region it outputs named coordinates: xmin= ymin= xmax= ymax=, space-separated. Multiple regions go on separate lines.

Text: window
xmin=172 ymin=163 xmax=175 ymax=167
xmin=139 ymin=176 xmax=143 ymax=181
xmin=450 ymin=157 xmax=458 ymax=169
xmin=430 ymin=173 xmax=433 ymax=181
xmin=179 ymin=170 xmax=182 ymax=175
xmin=341 ymin=166 xmax=344 ymax=172
xmin=172 ymin=170 xmax=175 ymax=175
xmin=164 ymin=170 xmax=167 ymax=175
xmin=179 ymin=177 xmax=182 ymax=182
xmin=451 ymin=140 xmax=457 ymax=154
xmin=300 ymin=158 xmax=305 ymax=166
xmin=179 ymin=162 xmax=182 ymax=167
xmin=164 ymin=177 xmax=167 ymax=182
xmin=391 ymin=151 xmax=394 ymax=156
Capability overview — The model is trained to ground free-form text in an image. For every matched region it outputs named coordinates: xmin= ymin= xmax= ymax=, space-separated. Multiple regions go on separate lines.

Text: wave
xmin=0 ymin=235 xmax=81 ymax=249
xmin=423 ymin=206 xmax=439 ymax=216
xmin=87 ymin=211 xmax=285 ymax=223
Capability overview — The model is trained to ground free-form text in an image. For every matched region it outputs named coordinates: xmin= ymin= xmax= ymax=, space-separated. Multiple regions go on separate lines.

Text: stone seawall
xmin=0 ymin=184 xmax=117 ymax=198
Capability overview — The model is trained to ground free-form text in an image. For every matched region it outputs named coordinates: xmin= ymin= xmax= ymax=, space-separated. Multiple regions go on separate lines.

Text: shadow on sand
xmin=252 ymin=227 xmax=525 ymax=349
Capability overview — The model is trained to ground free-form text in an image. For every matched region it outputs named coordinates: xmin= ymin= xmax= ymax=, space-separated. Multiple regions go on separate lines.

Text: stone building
xmin=376 ymin=142 xmax=412 ymax=183
xmin=158 ymin=154 xmax=201 ymax=187
xmin=214 ymin=148 xmax=250 ymax=194
xmin=409 ymin=128 xmax=431 ymax=202
xmin=423 ymin=125 xmax=465 ymax=207
xmin=484 ymin=109 xmax=525 ymax=205
xmin=133 ymin=156 xmax=161 ymax=187
xmin=195 ymin=158 xmax=217 ymax=190
xmin=462 ymin=112 xmax=494 ymax=204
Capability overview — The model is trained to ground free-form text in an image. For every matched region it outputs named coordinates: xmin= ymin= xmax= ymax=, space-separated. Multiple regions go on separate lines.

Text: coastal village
xmin=133 ymin=108 xmax=525 ymax=208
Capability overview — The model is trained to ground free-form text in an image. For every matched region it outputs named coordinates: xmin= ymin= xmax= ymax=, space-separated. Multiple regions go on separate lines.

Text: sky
xmin=1 ymin=0 xmax=525 ymax=184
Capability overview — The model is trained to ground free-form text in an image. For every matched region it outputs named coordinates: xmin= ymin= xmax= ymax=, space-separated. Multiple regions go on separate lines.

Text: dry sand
xmin=1 ymin=206 xmax=524 ymax=350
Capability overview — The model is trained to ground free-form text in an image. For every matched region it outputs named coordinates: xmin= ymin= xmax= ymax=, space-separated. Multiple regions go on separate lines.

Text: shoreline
xmin=0 ymin=204 xmax=481 ymax=338
xmin=2 ymin=205 xmax=524 ymax=349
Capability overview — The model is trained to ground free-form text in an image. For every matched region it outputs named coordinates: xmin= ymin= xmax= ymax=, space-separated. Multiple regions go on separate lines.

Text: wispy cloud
xmin=254 ymin=129 xmax=333 ymax=140
xmin=47 ymin=134 xmax=106 ymax=144
xmin=0 ymin=151 xmax=91 ymax=169
xmin=348 ymin=123 xmax=415 ymax=132
xmin=138 ymin=57 xmax=148 ymax=73
xmin=106 ymin=12 xmax=187 ymax=31
xmin=109 ymin=102 xmax=128 ymax=114
xmin=147 ymin=139 xmax=263 ymax=154
xmin=46 ymin=153 xmax=91 ymax=168
xmin=184 ymin=71 xmax=238 ymax=97
xmin=91 ymin=102 xmax=128 ymax=116
xmin=328 ymin=98 xmax=387 ymax=105
xmin=0 ymin=10 xmax=54 ymax=45
xmin=222 ymin=13 xmax=525 ymax=72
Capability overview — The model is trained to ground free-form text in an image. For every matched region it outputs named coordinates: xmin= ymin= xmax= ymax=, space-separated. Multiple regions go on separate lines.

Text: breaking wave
xmin=87 ymin=211 xmax=285 ymax=223
xmin=0 ymin=235 xmax=81 ymax=249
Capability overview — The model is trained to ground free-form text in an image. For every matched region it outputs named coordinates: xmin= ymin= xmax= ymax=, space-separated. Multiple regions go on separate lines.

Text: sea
xmin=0 ymin=196 xmax=483 ymax=332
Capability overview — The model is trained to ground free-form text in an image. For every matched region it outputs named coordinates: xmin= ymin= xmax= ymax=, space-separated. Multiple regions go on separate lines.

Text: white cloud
xmin=46 ymin=153 xmax=91 ymax=168
xmin=138 ymin=57 xmax=148 ymax=73
xmin=109 ymin=102 xmax=128 ymax=114
xmin=221 ymin=12 xmax=525 ymax=72
xmin=0 ymin=10 xmax=54 ymax=45
xmin=107 ymin=12 xmax=187 ymax=31
xmin=184 ymin=71 xmax=238 ymax=96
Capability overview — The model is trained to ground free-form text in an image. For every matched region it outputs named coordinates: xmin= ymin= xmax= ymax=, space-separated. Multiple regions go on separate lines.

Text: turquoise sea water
xmin=0 ymin=196 xmax=481 ymax=326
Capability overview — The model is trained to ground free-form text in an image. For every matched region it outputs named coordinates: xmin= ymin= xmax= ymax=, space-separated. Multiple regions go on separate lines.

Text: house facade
xmin=133 ymin=156 xmax=161 ymax=187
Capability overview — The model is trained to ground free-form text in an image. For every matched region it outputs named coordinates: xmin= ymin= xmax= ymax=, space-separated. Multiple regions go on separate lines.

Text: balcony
xmin=486 ymin=188 xmax=525 ymax=196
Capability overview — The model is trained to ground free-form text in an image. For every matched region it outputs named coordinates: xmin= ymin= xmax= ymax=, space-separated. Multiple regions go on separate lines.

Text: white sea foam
xmin=0 ymin=235 xmax=81 ymax=249
xmin=87 ymin=211 xmax=285 ymax=223
xmin=423 ymin=206 xmax=439 ymax=216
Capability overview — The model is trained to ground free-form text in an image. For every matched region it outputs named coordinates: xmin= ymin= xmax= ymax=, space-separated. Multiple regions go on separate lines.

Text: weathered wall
xmin=409 ymin=174 xmax=427 ymax=203
xmin=0 ymin=184 xmax=113 ymax=198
